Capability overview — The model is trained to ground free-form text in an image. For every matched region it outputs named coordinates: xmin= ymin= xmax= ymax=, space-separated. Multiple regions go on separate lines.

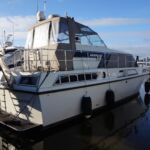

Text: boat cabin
xmin=24 ymin=13 xmax=137 ymax=72
xmin=24 ymin=14 xmax=106 ymax=71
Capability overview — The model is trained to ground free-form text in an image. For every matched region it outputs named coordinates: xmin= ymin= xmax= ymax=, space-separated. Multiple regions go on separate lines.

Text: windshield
xmin=76 ymin=33 xmax=105 ymax=47
xmin=75 ymin=24 xmax=106 ymax=47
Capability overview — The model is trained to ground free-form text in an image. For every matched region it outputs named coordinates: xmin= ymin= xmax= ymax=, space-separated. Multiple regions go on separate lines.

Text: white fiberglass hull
xmin=39 ymin=74 xmax=147 ymax=126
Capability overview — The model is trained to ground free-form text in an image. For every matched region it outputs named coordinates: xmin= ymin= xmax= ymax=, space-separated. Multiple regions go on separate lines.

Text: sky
xmin=0 ymin=0 xmax=150 ymax=57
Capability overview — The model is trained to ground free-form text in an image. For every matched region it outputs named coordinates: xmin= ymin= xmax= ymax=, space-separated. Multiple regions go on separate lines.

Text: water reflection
xmin=0 ymin=90 xmax=150 ymax=150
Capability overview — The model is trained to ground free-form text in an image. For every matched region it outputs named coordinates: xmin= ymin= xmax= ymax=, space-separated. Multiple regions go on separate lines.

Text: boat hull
xmin=39 ymin=74 xmax=148 ymax=126
xmin=0 ymin=74 xmax=148 ymax=130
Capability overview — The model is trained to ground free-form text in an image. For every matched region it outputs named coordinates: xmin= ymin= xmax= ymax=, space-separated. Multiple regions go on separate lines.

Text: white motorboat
xmin=0 ymin=12 xmax=149 ymax=131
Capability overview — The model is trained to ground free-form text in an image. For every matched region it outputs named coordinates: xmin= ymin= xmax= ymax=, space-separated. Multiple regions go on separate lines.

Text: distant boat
xmin=0 ymin=34 xmax=23 ymax=83
xmin=0 ymin=11 xmax=149 ymax=132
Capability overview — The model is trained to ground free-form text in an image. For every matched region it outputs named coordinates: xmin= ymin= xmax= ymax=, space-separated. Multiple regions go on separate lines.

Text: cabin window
xmin=20 ymin=76 xmax=38 ymax=86
xmin=55 ymin=77 xmax=60 ymax=84
xmin=78 ymin=74 xmax=85 ymax=81
xmin=50 ymin=22 xmax=69 ymax=44
xmin=85 ymin=74 xmax=92 ymax=80
xmin=25 ymin=29 xmax=33 ymax=49
xmin=119 ymin=54 xmax=126 ymax=68
xmin=98 ymin=55 xmax=105 ymax=68
xmin=76 ymin=23 xmax=105 ymax=47
xmin=126 ymin=55 xmax=137 ymax=67
xmin=87 ymin=35 xmax=105 ymax=46
xmin=33 ymin=22 xmax=50 ymax=48
xmin=55 ymin=72 xmax=98 ymax=85
xmin=92 ymin=73 xmax=98 ymax=79
xmin=75 ymin=34 xmax=89 ymax=45
xmin=70 ymin=75 xmax=78 ymax=82
xmin=58 ymin=22 xmax=69 ymax=43
xmin=80 ymin=26 xmax=94 ymax=33
xmin=75 ymin=33 xmax=105 ymax=47
xmin=61 ymin=76 xmax=69 ymax=83
xmin=99 ymin=53 xmax=137 ymax=68
xmin=106 ymin=54 xmax=119 ymax=68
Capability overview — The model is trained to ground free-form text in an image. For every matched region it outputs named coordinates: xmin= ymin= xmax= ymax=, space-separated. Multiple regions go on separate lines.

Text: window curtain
xmin=33 ymin=22 xmax=50 ymax=48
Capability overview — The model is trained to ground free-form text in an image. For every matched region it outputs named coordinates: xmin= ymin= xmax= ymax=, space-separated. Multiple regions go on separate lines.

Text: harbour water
xmin=0 ymin=85 xmax=150 ymax=150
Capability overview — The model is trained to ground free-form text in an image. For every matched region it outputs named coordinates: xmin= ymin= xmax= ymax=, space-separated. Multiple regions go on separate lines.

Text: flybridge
xmin=26 ymin=13 xmax=106 ymax=49
xmin=23 ymin=13 xmax=107 ymax=71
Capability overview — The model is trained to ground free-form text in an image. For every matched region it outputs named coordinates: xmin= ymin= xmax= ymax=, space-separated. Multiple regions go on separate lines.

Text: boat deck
xmin=0 ymin=110 xmax=40 ymax=132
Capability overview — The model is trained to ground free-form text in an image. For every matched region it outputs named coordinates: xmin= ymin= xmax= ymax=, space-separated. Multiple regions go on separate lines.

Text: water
xmin=0 ymin=85 xmax=150 ymax=150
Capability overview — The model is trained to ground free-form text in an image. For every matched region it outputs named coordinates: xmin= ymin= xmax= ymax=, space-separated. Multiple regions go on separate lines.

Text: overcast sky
xmin=0 ymin=0 xmax=150 ymax=57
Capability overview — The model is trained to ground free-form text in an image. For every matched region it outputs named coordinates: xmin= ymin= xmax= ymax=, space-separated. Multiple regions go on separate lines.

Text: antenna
xmin=12 ymin=22 xmax=14 ymax=44
xmin=44 ymin=0 xmax=47 ymax=14
xmin=65 ymin=12 xmax=68 ymax=17
xmin=37 ymin=0 xmax=39 ymax=13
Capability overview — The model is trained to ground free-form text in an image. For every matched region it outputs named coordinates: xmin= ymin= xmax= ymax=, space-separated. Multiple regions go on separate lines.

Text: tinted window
xmin=92 ymin=73 xmax=98 ymax=79
xmin=55 ymin=78 xmax=60 ymax=84
xmin=106 ymin=54 xmax=119 ymax=68
xmin=55 ymin=73 xmax=98 ymax=85
xmin=80 ymin=26 xmax=93 ymax=33
xmin=99 ymin=53 xmax=136 ymax=68
xmin=20 ymin=76 xmax=38 ymax=85
xmin=70 ymin=75 xmax=77 ymax=82
xmin=126 ymin=55 xmax=136 ymax=67
xmin=119 ymin=54 xmax=126 ymax=68
xmin=85 ymin=74 xmax=92 ymax=80
xmin=58 ymin=22 xmax=69 ymax=43
xmin=61 ymin=76 xmax=69 ymax=83
xmin=78 ymin=74 xmax=85 ymax=81
xmin=98 ymin=55 xmax=105 ymax=68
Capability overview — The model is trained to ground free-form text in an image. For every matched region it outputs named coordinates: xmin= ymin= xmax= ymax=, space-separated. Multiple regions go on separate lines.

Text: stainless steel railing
xmin=10 ymin=48 xmax=136 ymax=72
